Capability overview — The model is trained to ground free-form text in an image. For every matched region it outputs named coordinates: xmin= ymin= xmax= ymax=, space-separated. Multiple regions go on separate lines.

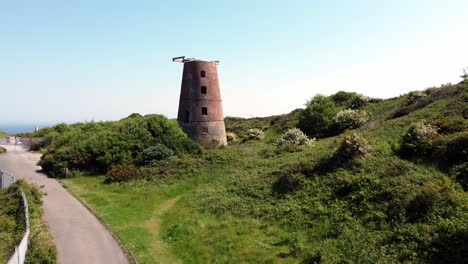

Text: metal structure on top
xmin=461 ymin=67 xmax=468 ymax=79
xmin=172 ymin=56 xmax=219 ymax=64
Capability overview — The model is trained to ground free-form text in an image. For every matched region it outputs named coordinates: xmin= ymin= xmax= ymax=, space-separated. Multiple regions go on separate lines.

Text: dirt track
xmin=0 ymin=144 xmax=128 ymax=264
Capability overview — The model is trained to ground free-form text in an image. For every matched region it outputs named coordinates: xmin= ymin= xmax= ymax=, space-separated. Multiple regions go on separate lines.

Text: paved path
xmin=0 ymin=144 xmax=129 ymax=264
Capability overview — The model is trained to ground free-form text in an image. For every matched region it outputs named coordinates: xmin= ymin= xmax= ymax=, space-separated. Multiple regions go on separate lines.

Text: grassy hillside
xmin=0 ymin=131 xmax=8 ymax=138
xmin=53 ymin=82 xmax=467 ymax=263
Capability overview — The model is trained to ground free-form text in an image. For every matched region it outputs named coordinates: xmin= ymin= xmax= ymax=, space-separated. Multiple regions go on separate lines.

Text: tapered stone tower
xmin=174 ymin=56 xmax=227 ymax=148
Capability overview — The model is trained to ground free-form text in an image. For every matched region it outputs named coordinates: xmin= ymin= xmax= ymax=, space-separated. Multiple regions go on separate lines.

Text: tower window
xmin=201 ymin=86 xmax=207 ymax=94
xmin=184 ymin=111 xmax=190 ymax=122
xmin=201 ymin=107 xmax=208 ymax=115
xmin=200 ymin=71 xmax=206 ymax=78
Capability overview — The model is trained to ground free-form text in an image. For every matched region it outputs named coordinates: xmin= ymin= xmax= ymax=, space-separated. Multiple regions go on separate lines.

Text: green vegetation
xmin=0 ymin=131 xmax=8 ymax=138
xmin=0 ymin=146 xmax=6 ymax=154
xmin=46 ymin=82 xmax=466 ymax=263
xmin=32 ymin=114 xmax=202 ymax=177
xmin=0 ymin=180 xmax=56 ymax=263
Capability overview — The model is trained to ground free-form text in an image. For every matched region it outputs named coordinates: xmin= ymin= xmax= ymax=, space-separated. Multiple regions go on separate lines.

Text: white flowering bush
xmin=336 ymin=132 xmax=371 ymax=161
xmin=401 ymin=122 xmax=438 ymax=156
xmin=334 ymin=109 xmax=369 ymax=130
xmin=248 ymin=128 xmax=265 ymax=140
xmin=275 ymin=128 xmax=315 ymax=147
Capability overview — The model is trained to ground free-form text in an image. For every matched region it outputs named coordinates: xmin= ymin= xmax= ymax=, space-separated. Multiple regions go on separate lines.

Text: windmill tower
xmin=173 ymin=56 xmax=227 ymax=148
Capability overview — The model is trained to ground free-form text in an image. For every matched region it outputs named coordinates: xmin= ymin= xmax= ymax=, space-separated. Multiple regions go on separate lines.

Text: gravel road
xmin=0 ymin=143 xmax=129 ymax=264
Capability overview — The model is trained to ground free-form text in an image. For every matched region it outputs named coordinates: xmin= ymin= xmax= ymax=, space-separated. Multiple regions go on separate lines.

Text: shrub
xmin=400 ymin=122 xmax=439 ymax=157
xmin=0 ymin=147 xmax=6 ymax=154
xmin=331 ymin=91 xmax=370 ymax=109
xmin=298 ymin=95 xmax=337 ymax=138
xmin=405 ymin=177 xmax=463 ymax=222
xmin=226 ymin=132 xmax=239 ymax=142
xmin=432 ymin=117 xmax=466 ymax=134
xmin=406 ymin=91 xmax=427 ymax=105
xmin=449 ymin=163 xmax=467 ymax=191
xmin=347 ymin=94 xmax=370 ymax=109
xmin=273 ymin=174 xmax=304 ymax=194
xmin=275 ymin=128 xmax=315 ymax=147
xmin=247 ymin=129 xmax=264 ymax=140
xmin=142 ymin=144 xmax=174 ymax=164
xmin=334 ymin=109 xmax=369 ymax=131
xmin=336 ymin=133 xmax=371 ymax=163
xmin=105 ymin=164 xmax=142 ymax=183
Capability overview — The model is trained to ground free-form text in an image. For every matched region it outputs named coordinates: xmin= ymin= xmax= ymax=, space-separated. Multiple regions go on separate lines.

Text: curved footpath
xmin=0 ymin=144 xmax=129 ymax=264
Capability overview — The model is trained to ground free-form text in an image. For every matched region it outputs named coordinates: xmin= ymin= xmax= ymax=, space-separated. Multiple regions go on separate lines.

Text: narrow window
xmin=200 ymin=71 xmax=206 ymax=78
xmin=201 ymin=86 xmax=207 ymax=94
xmin=184 ymin=111 xmax=190 ymax=122
xmin=201 ymin=107 xmax=208 ymax=115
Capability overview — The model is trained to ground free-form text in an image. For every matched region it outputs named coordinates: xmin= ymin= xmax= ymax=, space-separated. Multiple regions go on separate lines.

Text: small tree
xmin=298 ymin=95 xmax=337 ymax=138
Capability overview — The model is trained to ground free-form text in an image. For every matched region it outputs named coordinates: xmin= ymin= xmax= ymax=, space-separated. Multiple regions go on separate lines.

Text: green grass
xmin=0 ymin=131 xmax=8 ymax=138
xmin=61 ymin=83 xmax=467 ymax=263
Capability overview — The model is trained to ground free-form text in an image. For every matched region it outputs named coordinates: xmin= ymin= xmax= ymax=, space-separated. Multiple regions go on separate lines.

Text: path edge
xmin=63 ymin=184 xmax=139 ymax=264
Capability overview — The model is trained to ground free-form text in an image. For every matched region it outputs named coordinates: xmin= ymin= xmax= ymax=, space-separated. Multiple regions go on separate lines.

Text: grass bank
xmin=0 ymin=180 xmax=56 ymax=263
xmin=58 ymin=83 xmax=467 ymax=263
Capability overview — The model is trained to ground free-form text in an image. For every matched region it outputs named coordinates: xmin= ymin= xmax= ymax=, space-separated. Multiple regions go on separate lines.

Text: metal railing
xmin=0 ymin=170 xmax=30 ymax=264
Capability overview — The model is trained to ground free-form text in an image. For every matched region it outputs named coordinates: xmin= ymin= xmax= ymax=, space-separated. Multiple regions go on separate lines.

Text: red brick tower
xmin=174 ymin=56 xmax=227 ymax=148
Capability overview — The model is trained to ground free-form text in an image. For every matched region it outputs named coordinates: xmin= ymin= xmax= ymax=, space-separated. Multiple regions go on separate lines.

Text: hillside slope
xmin=47 ymin=81 xmax=466 ymax=263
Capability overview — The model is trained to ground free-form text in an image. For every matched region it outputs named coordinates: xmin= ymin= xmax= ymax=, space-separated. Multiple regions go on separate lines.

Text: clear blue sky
xmin=1 ymin=0 xmax=467 ymax=124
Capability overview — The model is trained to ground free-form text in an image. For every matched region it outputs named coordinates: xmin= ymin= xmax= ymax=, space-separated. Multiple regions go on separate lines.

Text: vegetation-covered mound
xmin=50 ymin=82 xmax=466 ymax=263
xmin=0 ymin=147 xmax=6 ymax=154
xmin=0 ymin=180 xmax=56 ymax=263
xmin=32 ymin=114 xmax=202 ymax=177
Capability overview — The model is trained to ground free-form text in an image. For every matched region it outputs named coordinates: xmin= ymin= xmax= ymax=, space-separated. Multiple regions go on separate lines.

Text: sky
xmin=1 ymin=0 xmax=467 ymax=124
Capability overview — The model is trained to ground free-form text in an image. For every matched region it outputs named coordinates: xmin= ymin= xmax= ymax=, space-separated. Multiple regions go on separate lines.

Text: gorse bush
xmin=334 ymin=109 xmax=369 ymax=131
xmin=105 ymin=164 xmax=142 ymax=183
xmin=142 ymin=144 xmax=174 ymax=164
xmin=298 ymin=95 xmax=337 ymax=138
xmin=247 ymin=129 xmax=264 ymax=140
xmin=400 ymin=122 xmax=439 ymax=157
xmin=35 ymin=114 xmax=202 ymax=177
xmin=275 ymin=128 xmax=315 ymax=147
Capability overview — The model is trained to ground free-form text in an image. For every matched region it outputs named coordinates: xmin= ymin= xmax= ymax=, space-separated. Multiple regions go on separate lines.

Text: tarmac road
xmin=0 ymin=143 xmax=129 ymax=264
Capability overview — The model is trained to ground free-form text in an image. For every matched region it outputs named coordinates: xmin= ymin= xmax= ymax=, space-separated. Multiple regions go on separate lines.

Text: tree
xmin=298 ymin=95 xmax=337 ymax=138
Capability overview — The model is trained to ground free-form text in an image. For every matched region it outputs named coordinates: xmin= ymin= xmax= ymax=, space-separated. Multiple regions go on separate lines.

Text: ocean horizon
xmin=0 ymin=123 xmax=53 ymax=134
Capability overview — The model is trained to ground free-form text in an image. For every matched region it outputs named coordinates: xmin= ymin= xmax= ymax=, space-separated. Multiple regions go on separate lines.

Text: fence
xmin=0 ymin=170 xmax=30 ymax=264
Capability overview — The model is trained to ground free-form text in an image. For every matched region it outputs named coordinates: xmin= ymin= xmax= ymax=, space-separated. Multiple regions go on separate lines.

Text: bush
xmin=0 ymin=147 xmax=6 ymax=154
xmin=406 ymin=91 xmax=427 ymax=105
xmin=226 ymin=132 xmax=239 ymax=142
xmin=336 ymin=133 xmax=371 ymax=163
xmin=247 ymin=129 xmax=264 ymax=140
xmin=400 ymin=122 xmax=439 ymax=157
xmin=334 ymin=109 xmax=369 ymax=131
xmin=36 ymin=114 xmax=202 ymax=177
xmin=432 ymin=117 xmax=466 ymax=134
xmin=273 ymin=174 xmax=304 ymax=194
xmin=105 ymin=164 xmax=142 ymax=183
xmin=142 ymin=144 xmax=174 ymax=164
xmin=331 ymin=91 xmax=370 ymax=109
xmin=275 ymin=128 xmax=315 ymax=147
xmin=298 ymin=95 xmax=337 ymax=138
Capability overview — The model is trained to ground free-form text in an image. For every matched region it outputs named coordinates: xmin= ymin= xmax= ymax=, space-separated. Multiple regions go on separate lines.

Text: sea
xmin=0 ymin=123 xmax=53 ymax=134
